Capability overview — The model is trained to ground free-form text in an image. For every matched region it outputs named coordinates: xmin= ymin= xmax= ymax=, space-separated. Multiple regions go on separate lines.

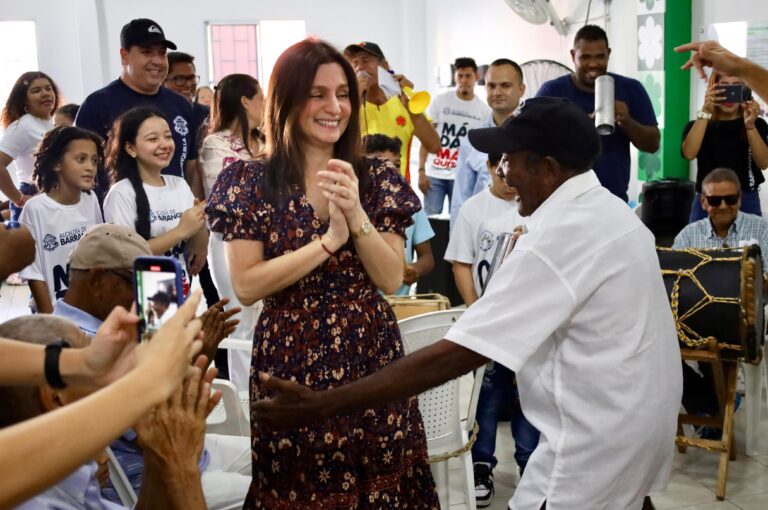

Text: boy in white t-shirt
xmin=444 ymin=152 xmax=539 ymax=508
xmin=418 ymin=58 xmax=490 ymax=215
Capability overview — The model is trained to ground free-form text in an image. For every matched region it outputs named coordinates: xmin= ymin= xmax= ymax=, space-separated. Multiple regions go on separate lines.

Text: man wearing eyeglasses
xmin=673 ymin=167 xmax=768 ymax=267
xmin=164 ymin=52 xmax=210 ymax=145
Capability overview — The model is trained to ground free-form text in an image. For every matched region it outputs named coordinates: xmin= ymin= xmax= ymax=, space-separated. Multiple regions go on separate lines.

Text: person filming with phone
xmin=681 ymin=72 xmax=768 ymax=221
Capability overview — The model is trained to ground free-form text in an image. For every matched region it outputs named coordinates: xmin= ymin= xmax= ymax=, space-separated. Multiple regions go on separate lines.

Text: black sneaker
xmin=474 ymin=462 xmax=494 ymax=508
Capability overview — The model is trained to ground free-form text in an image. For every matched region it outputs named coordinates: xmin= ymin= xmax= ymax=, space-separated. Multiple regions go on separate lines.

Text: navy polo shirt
xmin=537 ymin=73 xmax=658 ymax=202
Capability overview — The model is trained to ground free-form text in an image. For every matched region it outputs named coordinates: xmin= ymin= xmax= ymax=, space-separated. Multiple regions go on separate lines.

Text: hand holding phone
xmin=133 ymin=256 xmax=185 ymax=342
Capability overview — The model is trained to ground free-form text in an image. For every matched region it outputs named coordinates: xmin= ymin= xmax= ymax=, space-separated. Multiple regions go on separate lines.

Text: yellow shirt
xmin=361 ymin=96 xmax=414 ymax=180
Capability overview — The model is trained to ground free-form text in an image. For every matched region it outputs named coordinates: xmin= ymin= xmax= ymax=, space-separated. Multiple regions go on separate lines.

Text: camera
xmin=718 ymin=84 xmax=753 ymax=103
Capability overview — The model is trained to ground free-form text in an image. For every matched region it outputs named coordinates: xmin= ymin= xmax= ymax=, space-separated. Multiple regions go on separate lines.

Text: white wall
xmin=1 ymin=0 xmax=429 ymax=103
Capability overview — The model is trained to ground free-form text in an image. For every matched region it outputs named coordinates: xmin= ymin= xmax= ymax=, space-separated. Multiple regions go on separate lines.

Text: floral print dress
xmin=206 ymin=157 xmax=439 ymax=509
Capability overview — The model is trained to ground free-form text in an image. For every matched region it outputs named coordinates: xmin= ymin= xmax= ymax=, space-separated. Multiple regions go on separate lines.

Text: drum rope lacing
xmin=659 ymin=247 xmax=752 ymax=353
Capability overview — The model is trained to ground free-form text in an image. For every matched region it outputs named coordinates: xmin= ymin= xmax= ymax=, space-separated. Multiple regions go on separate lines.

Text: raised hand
xmin=198 ymin=298 xmax=241 ymax=363
xmin=317 ymin=159 xmax=362 ymax=219
xmin=179 ymin=199 xmax=206 ymax=238
xmin=675 ymin=41 xmax=746 ymax=80
xmin=743 ymin=100 xmax=760 ymax=128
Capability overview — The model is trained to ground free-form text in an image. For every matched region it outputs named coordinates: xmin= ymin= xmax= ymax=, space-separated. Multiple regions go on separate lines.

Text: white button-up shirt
xmin=446 ymin=171 xmax=682 ymax=510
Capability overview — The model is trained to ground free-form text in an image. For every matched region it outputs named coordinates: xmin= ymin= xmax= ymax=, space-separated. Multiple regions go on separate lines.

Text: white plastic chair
xmin=206 ymin=378 xmax=250 ymax=436
xmin=745 ymin=305 xmax=768 ymax=455
xmin=399 ymin=309 xmax=483 ymax=510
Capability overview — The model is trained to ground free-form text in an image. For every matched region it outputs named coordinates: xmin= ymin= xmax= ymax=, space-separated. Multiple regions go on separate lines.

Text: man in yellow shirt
xmin=344 ymin=42 xmax=440 ymax=182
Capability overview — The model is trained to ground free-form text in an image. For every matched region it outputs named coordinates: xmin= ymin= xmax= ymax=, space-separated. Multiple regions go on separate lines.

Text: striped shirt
xmin=672 ymin=212 xmax=768 ymax=267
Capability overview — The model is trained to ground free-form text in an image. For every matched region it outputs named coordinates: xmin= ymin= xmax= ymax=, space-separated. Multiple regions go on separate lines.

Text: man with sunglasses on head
xmin=673 ymin=167 xmax=768 ymax=435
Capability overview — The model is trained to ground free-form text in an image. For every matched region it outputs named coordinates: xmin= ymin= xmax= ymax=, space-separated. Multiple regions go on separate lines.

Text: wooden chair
xmin=675 ymin=339 xmax=738 ymax=500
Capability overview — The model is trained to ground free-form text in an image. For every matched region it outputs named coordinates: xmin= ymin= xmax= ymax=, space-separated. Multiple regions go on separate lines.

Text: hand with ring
xmin=317 ymin=159 xmax=363 ymax=223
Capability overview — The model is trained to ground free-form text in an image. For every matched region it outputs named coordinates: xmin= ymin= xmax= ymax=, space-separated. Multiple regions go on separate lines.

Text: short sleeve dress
xmin=206 ymin=156 xmax=439 ymax=509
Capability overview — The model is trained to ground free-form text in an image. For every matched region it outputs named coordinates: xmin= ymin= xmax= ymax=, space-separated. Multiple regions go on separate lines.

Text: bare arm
xmin=185 ymin=159 xmax=205 ymax=201
xmin=253 ymin=339 xmax=488 ymax=429
xmin=0 ymin=293 xmax=204 ymax=509
xmin=615 ymin=101 xmax=660 ymax=153
xmin=411 ymin=114 xmax=441 ymax=154
xmin=353 ymin=224 xmax=405 ymax=294
xmin=404 ymin=241 xmax=434 ymax=285
xmin=417 ymin=131 xmax=434 ymax=194
xmin=0 ymin=225 xmax=35 ymax=279
xmin=452 ymin=262 xmax=478 ymax=306
xmin=0 ymin=152 xmax=24 ymax=205
xmin=148 ymin=201 xmax=206 ymax=255
xmin=319 ymin=160 xmax=405 ymax=293
xmin=28 ymin=280 xmax=53 ymax=314
xmin=681 ymin=120 xmax=709 ymax=160
xmin=744 ymin=101 xmax=768 ymax=170
xmin=682 ymin=84 xmax=719 ymax=160
xmin=226 ymin=236 xmax=338 ymax=306
xmin=676 ymin=41 xmax=768 ymax=104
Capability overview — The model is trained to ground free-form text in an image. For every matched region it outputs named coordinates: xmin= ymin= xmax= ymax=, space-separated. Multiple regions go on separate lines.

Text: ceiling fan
xmin=504 ymin=0 xmax=568 ymax=36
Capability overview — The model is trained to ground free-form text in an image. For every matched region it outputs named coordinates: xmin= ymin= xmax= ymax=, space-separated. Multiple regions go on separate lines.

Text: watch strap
xmin=44 ymin=339 xmax=71 ymax=389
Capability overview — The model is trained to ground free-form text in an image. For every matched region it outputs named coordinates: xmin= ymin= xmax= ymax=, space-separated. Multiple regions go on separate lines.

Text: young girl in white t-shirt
xmin=103 ymin=107 xmax=208 ymax=295
xmin=19 ymin=126 xmax=104 ymax=312
xmin=0 ymin=71 xmax=60 ymax=222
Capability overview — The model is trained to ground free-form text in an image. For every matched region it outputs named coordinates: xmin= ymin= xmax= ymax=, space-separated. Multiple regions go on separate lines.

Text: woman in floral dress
xmin=206 ymin=39 xmax=439 ymax=509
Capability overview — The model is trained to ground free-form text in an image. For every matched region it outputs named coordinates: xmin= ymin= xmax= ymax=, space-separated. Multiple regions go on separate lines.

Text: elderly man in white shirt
xmin=250 ymin=97 xmax=683 ymax=510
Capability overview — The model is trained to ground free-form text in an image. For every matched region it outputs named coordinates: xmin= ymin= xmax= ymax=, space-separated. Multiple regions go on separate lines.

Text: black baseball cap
xmin=148 ymin=291 xmax=171 ymax=304
xmin=344 ymin=41 xmax=386 ymax=60
xmin=468 ymin=97 xmax=601 ymax=171
xmin=120 ymin=18 xmax=177 ymax=50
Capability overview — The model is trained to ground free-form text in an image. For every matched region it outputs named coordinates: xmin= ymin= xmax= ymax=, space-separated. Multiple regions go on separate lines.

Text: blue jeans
xmin=689 ymin=190 xmax=762 ymax=222
xmin=9 ymin=182 xmax=39 ymax=222
xmin=471 ymin=362 xmax=540 ymax=473
xmin=424 ymin=176 xmax=453 ymax=215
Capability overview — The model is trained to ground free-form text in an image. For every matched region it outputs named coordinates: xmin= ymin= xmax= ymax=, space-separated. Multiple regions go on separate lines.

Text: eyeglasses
xmin=704 ymin=194 xmax=740 ymax=207
xmin=166 ymin=74 xmax=199 ymax=86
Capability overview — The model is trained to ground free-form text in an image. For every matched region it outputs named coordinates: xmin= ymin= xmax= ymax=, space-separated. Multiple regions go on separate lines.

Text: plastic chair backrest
xmin=207 ymin=378 xmax=250 ymax=436
xmin=399 ymin=310 xmax=465 ymax=441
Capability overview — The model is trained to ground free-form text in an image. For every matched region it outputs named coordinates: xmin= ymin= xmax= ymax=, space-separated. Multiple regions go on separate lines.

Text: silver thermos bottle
xmin=595 ymin=75 xmax=615 ymax=135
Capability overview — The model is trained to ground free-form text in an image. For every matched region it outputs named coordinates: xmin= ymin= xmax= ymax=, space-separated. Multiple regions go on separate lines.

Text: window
xmin=206 ymin=20 xmax=306 ymax=88
xmin=0 ymin=21 xmax=38 ymax=112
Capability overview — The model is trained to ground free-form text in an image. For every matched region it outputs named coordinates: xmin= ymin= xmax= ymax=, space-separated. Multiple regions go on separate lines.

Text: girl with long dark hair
xmin=103 ymin=107 xmax=207 ymax=292
xmin=206 ymin=39 xmax=438 ymax=508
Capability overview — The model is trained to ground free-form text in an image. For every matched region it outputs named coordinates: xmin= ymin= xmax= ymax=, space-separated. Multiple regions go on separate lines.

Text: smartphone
xmin=133 ymin=256 xmax=184 ymax=342
xmin=718 ymin=84 xmax=753 ymax=103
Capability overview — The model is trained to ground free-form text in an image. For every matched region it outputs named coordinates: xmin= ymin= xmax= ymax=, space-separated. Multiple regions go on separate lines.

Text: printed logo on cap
xmin=173 ymin=115 xmax=189 ymax=136
xmin=43 ymin=234 xmax=59 ymax=252
xmin=148 ymin=25 xmax=162 ymax=34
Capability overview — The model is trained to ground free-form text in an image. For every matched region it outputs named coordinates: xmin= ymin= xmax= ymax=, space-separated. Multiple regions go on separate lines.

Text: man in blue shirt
xmin=537 ymin=25 xmax=659 ymax=202
xmin=53 ymin=224 xmax=250 ymax=509
xmin=450 ymin=59 xmax=526 ymax=229
xmin=76 ymin=18 xmax=202 ymax=199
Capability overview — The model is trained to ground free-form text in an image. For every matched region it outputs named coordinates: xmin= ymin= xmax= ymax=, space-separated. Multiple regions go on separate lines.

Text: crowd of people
xmin=1 ymin=12 xmax=767 ymax=510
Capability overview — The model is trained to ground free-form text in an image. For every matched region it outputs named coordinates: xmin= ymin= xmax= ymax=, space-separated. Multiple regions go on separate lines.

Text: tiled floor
xmin=2 ymin=283 xmax=767 ymax=509
xmin=448 ymin=374 xmax=768 ymax=510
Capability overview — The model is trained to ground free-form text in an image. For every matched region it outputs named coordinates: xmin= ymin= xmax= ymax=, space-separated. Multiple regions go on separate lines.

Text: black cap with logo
xmin=120 ymin=18 xmax=177 ymax=50
xmin=468 ymin=97 xmax=602 ymax=171
xmin=343 ymin=41 xmax=386 ymax=61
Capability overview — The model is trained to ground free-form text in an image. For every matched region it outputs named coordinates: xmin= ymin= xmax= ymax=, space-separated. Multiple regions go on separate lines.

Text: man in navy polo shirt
xmin=537 ymin=25 xmax=659 ymax=202
xmin=76 ymin=18 xmax=203 ymax=199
